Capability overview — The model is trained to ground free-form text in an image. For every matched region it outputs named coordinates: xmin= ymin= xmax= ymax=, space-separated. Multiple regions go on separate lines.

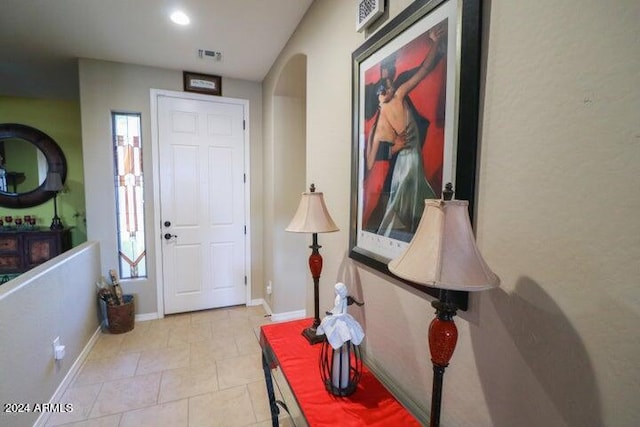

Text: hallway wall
xmin=262 ymin=0 xmax=640 ymax=425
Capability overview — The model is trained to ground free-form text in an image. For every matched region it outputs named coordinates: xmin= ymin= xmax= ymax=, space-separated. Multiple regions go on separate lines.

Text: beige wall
xmin=263 ymin=0 xmax=640 ymax=425
xmin=78 ymin=59 xmax=264 ymax=315
xmin=0 ymin=242 xmax=101 ymax=427
xmin=271 ymin=95 xmax=307 ymax=314
xmin=261 ymin=54 xmax=310 ymax=317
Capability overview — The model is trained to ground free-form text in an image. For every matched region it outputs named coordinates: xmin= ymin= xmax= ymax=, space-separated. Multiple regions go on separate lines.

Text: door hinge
xmin=244 ymin=225 xmax=247 ymax=235
xmin=243 ymin=120 xmax=246 ymax=130
xmin=243 ymin=173 xmax=246 ymax=183
xmin=244 ymin=276 xmax=247 ymax=285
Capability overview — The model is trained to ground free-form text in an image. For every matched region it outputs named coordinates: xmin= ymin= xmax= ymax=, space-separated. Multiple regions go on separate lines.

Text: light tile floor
xmin=43 ymin=305 xmax=291 ymax=427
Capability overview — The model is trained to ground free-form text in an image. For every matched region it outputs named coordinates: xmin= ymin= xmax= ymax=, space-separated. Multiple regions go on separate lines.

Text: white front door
xmin=157 ymin=93 xmax=247 ymax=314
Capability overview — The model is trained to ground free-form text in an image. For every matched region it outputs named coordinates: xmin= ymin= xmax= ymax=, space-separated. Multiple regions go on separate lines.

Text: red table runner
xmin=260 ymin=318 xmax=421 ymax=426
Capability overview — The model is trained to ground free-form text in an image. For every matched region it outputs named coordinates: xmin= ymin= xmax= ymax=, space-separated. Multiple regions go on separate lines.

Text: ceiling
xmin=0 ymin=0 xmax=314 ymax=98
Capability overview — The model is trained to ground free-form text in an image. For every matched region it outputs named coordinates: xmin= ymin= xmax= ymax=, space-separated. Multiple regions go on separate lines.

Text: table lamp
xmin=44 ymin=171 xmax=64 ymax=230
xmin=388 ymin=183 xmax=500 ymax=427
xmin=286 ymin=184 xmax=339 ymax=344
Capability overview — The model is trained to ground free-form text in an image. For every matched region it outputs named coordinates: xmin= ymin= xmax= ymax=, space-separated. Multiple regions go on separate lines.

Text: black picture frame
xmin=349 ymin=0 xmax=482 ymax=308
xmin=183 ymin=71 xmax=222 ymax=96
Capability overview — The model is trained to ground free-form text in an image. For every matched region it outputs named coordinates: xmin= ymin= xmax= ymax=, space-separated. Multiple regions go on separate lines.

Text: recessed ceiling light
xmin=170 ymin=10 xmax=190 ymax=26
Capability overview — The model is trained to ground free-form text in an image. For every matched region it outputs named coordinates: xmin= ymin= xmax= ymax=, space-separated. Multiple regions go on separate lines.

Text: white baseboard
xmin=248 ymin=298 xmax=265 ymax=308
xmin=34 ymin=326 xmax=103 ymax=427
xmin=129 ymin=306 xmax=294 ymax=322
xmin=135 ymin=312 xmax=159 ymax=322
xmin=270 ymin=309 xmax=306 ymax=322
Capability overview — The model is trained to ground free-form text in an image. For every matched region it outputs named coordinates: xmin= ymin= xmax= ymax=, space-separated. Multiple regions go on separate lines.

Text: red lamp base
xmin=428 ymin=316 xmax=458 ymax=367
xmin=428 ymin=299 xmax=459 ymax=427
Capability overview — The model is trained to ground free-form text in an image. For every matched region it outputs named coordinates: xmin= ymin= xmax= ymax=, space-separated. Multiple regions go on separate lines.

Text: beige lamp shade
xmin=286 ymin=191 xmax=339 ymax=233
xmin=388 ymin=199 xmax=499 ymax=291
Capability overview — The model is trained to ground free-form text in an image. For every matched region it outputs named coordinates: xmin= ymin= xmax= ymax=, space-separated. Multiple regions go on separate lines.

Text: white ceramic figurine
xmin=317 ymin=282 xmax=365 ymax=349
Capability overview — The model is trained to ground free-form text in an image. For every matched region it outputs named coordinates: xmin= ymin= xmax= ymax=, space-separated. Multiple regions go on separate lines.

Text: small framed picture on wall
xmin=183 ymin=71 xmax=222 ymax=96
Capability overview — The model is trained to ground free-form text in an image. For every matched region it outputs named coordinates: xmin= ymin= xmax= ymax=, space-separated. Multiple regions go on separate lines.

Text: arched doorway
xmin=266 ymin=54 xmax=308 ymax=318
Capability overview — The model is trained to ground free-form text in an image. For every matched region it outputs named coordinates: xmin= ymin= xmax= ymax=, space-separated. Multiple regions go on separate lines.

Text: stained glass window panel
xmin=112 ymin=112 xmax=146 ymax=278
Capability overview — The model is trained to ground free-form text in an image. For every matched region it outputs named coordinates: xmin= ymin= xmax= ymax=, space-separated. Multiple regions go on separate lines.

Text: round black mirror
xmin=0 ymin=123 xmax=67 ymax=208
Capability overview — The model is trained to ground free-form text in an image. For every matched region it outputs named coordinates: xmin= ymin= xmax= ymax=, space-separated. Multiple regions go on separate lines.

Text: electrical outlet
xmin=52 ymin=336 xmax=65 ymax=360
xmin=52 ymin=337 xmax=60 ymax=359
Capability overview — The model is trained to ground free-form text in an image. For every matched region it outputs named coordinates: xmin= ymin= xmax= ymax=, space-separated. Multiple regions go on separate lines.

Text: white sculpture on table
xmin=317 ymin=282 xmax=364 ymax=392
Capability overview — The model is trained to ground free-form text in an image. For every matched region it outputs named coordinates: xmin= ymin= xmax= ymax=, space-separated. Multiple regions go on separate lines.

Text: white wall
xmin=263 ymin=0 xmax=640 ymax=425
xmin=0 ymin=242 xmax=101 ymax=427
xmin=78 ymin=59 xmax=264 ymax=315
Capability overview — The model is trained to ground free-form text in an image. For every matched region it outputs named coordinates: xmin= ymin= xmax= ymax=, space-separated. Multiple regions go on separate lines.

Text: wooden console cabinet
xmin=0 ymin=228 xmax=71 ymax=274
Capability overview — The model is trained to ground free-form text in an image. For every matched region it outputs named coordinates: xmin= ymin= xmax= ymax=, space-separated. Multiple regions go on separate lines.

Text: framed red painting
xmin=349 ymin=0 xmax=482 ymax=306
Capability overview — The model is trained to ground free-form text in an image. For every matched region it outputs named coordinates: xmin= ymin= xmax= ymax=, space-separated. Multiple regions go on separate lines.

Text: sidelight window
xmin=112 ymin=112 xmax=146 ymax=279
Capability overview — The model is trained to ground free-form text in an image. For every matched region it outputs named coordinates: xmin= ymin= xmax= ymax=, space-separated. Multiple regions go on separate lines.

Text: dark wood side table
xmin=260 ymin=318 xmax=421 ymax=427
xmin=0 ymin=228 xmax=71 ymax=274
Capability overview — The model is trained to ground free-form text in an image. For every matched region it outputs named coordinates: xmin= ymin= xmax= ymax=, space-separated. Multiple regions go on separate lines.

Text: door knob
xmin=164 ymin=233 xmax=177 ymax=240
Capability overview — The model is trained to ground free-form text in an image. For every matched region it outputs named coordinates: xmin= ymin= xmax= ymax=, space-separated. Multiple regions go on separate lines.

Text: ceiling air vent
xmin=198 ymin=49 xmax=222 ymax=61
xmin=356 ymin=0 xmax=384 ymax=32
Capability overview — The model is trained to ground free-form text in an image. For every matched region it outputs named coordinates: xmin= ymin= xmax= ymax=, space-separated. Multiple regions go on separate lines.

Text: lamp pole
xmin=388 ymin=183 xmax=500 ymax=427
xmin=308 ymin=232 xmax=322 ymax=328
xmin=286 ymin=183 xmax=338 ymax=345
xmin=428 ymin=185 xmax=457 ymax=427
xmin=302 ymin=184 xmax=325 ymax=344
xmin=50 ymin=191 xmax=63 ymax=229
